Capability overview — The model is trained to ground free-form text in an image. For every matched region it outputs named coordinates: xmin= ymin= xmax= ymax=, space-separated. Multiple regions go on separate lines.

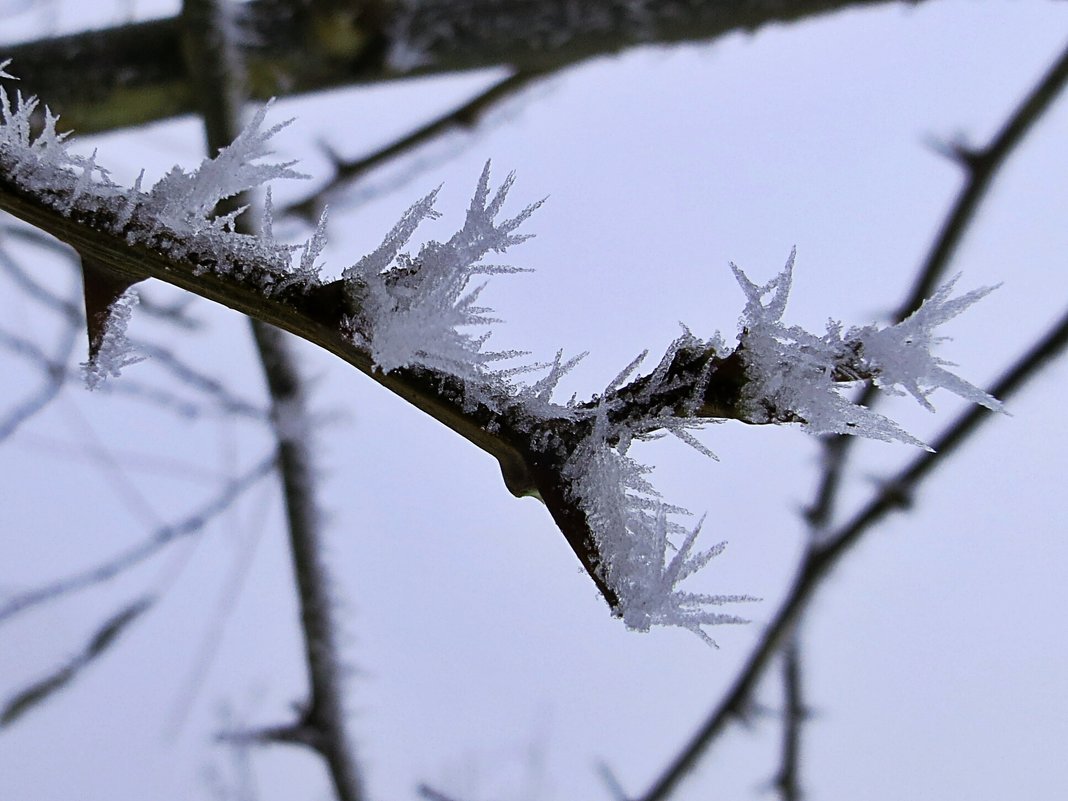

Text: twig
xmin=283 ymin=69 xmax=545 ymax=221
xmin=0 ymin=452 xmax=278 ymax=625
xmin=900 ymin=38 xmax=1068 ymax=319
xmin=771 ymin=634 xmax=805 ymax=801
xmin=0 ymin=314 xmax=79 ymax=442
xmin=417 ymin=784 xmax=467 ymax=801
xmin=805 ymin=38 xmax=1068 ymax=533
xmin=131 ymin=340 xmax=268 ymax=420
xmin=0 ymin=596 xmax=154 ymax=728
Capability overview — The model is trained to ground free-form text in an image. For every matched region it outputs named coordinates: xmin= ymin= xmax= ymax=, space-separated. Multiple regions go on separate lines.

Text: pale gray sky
xmin=2 ymin=2 xmax=1067 ymax=801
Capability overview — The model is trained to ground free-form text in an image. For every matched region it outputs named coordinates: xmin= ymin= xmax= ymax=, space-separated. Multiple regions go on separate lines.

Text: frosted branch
xmin=1 ymin=65 xmax=1004 ymax=640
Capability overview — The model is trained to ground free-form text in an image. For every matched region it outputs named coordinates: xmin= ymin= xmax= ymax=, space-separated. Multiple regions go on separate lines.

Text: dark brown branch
xmin=635 ymin=303 xmax=1068 ymax=801
xmin=3 ymin=0 xmax=933 ymax=135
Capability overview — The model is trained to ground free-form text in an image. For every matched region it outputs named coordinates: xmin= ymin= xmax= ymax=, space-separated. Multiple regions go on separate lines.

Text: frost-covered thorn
xmin=82 ymin=286 xmax=144 ymax=389
xmin=0 ymin=59 xmax=16 ymax=80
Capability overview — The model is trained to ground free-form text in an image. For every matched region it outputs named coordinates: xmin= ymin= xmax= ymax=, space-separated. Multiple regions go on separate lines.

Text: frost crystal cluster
xmin=561 ymin=350 xmax=752 ymax=646
xmin=81 ymin=288 xmax=144 ymax=389
xmin=1 ymin=61 xmax=1004 ymax=644
xmin=343 ymin=163 xmax=540 ymax=377
xmin=732 ymin=250 xmax=1002 ymax=447
xmin=0 ymin=75 xmax=321 ymax=292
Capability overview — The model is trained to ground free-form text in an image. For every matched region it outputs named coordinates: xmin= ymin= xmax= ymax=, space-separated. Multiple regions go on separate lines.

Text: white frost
xmin=82 ymin=289 xmax=144 ymax=389
xmin=732 ymin=251 xmax=1002 ymax=447
xmin=343 ymin=161 xmax=540 ymax=378
xmin=562 ymin=354 xmax=752 ymax=645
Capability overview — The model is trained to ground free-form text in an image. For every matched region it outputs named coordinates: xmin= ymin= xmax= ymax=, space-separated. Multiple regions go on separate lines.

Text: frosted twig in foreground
xmin=82 ymin=288 xmax=144 ymax=388
xmin=0 ymin=64 xmax=1004 ymax=641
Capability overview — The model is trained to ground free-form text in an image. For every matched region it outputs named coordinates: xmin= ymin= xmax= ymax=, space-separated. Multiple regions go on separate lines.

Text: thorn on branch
xmin=924 ymin=135 xmax=986 ymax=175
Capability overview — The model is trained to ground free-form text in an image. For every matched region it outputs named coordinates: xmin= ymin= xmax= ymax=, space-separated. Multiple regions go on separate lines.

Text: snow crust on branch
xmin=0 ymin=76 xmax=319 ymax=292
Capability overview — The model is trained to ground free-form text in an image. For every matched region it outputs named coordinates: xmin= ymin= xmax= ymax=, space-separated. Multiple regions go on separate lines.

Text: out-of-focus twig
xmin=0 ymin=452 xmax=278 ymax=625
xmin=638 ymin=39 xmax=1068 ymax=801
xmin=0 ymin=596 xmax=154 ymax=727
xmin=182 ymin=2 xmax=366 ymax=800
xmin=771 ymin=634 xmax=805 ymax=801
xmin=283 ymin=69 xmax=546 ymax=221
xmin=805 ymin=38 xmax=1068 ymax=534
xmin=0 ymin=315 xmax=79 ymax=442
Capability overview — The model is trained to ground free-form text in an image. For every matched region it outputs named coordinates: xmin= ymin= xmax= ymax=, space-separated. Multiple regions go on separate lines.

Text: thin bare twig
xmin=805 ymin=38 xmax=1068 ymax=533
xmin=0 ymin=452 xmax=278 ymax=625
xmin=0 ymin=596 xmax=154 ymax=728
xmin=771 ymin=634 xmax=805 ymax=801
xmin=283 ymin=69 xmax=546 ymax=221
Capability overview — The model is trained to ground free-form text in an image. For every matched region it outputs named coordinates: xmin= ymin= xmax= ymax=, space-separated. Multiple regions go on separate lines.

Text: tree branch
xmin=0 ymin=452 xmax=278 ymax=626
xmin=4 ymin=0 xmax=933 ymax=135
xmin=771 ymin=634 xmax=806 ymax=801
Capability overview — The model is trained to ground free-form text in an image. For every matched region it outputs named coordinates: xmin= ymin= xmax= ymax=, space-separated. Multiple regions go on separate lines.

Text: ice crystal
xmin=343 ymin=161 xmax=541 ymax=377
xmin=731 ymin=251 xmax=1001 ymax=447
xmin=562 ymin=356 xmax=751 ymax=644
xmin=147 ymin=102 xmax=306 ymax=235
xmin=848 ymin=274 xmax=1003 ymax=413
xmin=82 ymin=289 xmax=144 ymax=389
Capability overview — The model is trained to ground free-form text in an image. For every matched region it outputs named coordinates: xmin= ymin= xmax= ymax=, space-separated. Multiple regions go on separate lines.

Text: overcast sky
xmin=2 ymin=2 xmax=1067 ymax=801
